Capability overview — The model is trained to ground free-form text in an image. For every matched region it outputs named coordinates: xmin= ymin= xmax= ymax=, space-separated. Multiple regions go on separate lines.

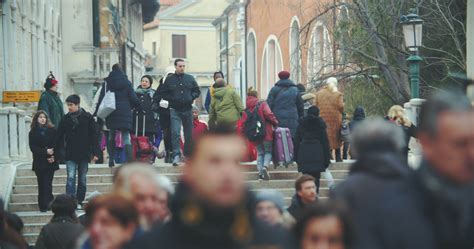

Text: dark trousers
xmin=159 ymin=114 xmax=172 ymax=152
xmin=343 ymin=141 xmax=350 ymax=160
xmin=35 ymin=170 xmax=55 ymax=211
xmin=303 ymin=171 xmax=321 ymax=194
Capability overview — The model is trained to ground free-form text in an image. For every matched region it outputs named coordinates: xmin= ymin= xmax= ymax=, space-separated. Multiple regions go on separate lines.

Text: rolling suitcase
xmin=273 ymin=127 xmax=294 ymax=168
xmin=131 ymin=114 xmax=154 ymax=162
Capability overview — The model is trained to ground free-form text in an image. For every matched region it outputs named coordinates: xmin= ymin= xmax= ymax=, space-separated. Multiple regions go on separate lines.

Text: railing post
xmin=17 ymin=110 xmax=27 ymax=159
xmin=7 ymin=108 xmax=19 ymax=159
xmin=0 ymin=108 xmax=10 ymax=163
xmin=24 ymin=115 xmax=32 ymax=161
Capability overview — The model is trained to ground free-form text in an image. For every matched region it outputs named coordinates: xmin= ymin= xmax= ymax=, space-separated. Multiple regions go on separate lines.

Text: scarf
xmin=136 ymin=86 xmax=154 ymax=99
xmin=69 ymin=108 xmax=83 ymax=131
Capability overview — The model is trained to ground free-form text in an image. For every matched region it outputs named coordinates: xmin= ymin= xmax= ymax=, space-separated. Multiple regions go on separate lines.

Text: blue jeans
xmin=170 ymin=108 xmax=193 ymax=157
xmin=65 ymin=160 xmax=88 ymax=204
xmin=108 ymin=130 xmax=131 ymax=163
xmin=256 ymin=141 xmax=272 ymax=175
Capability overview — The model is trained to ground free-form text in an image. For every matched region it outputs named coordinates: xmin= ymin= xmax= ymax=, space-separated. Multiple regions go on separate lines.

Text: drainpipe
xmin=128 ymin=39 xmax=136 ymax=84
xmin=1 ymin=2 xmax=8 ymax=93
xmin=238 ymin=0 xmax=248 ymax=103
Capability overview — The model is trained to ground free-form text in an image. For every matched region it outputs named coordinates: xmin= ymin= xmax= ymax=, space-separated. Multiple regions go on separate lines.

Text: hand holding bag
xmin=97 ymin=82 xmax=116 ymax=119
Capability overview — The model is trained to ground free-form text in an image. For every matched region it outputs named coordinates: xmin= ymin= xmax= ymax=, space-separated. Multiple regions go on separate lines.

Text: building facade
xmin=62 ymin=0 xmax=158 ymax=111
xmin=213 ymin=0 xmax=246 ymax=100
xmin=143 ymin=0 xmax=230 ymax=110
xmin=245 ymin=0 xmax=341 ymax=97
xmin=0 ymin=0 xmax=62 ymax=105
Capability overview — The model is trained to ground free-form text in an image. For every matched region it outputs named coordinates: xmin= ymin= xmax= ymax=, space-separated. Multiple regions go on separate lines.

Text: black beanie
xmin=308 ymin=106 xmax=320 ymax=117
xmin=65 ymin=94 xmax=80 ymax=105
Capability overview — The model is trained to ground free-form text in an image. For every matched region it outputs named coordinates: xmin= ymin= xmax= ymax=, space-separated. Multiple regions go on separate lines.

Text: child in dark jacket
xmin=29 ymin=110 xmax=59 ymax=212
xmin=56 ymin=95 xmax=99 ymax=207
xmin=294 ymin=106 xmax=331 ymax=193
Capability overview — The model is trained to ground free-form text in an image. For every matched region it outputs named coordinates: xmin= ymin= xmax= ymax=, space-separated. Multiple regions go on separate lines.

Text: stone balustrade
xmin=0 ymin=107 xmax=33 ymax=207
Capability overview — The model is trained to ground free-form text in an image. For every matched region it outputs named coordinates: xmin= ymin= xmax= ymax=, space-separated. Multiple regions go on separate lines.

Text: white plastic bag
xmin=97 ymin=82 xmax=116 ymax=119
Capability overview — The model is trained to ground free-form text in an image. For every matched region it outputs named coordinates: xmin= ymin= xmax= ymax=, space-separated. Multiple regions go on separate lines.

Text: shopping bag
xmin=97 ymin=82 xmax=116 ymax=119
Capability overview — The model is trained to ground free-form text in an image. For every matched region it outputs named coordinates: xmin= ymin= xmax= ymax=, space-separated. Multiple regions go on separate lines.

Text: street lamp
xmin=401 ymin=10 xmax=423 ymax=98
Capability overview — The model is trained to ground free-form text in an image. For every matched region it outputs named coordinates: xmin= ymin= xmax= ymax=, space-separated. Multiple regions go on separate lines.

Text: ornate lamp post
xmin=401 ymin=10 xmax=423 ymax=98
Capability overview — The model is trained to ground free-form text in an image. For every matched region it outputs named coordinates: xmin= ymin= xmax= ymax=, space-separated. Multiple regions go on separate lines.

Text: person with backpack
xmin=266 ymin=71 xmax=304 ymax=138
xmin=242 ymin=88 xmax=278 ymax=180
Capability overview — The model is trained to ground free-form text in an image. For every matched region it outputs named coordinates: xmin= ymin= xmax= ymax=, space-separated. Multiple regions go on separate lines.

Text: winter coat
xmin=56 ymin=108 xmax=100 ymax=162
xmin=204 ymin=86 xmax=213 ymax=113
xmin=95 ymin=69 xmax=141 ymax=131
xmin=159 ymin=73 xmax=201 ymax=112
xmin=125 ymin=182 xmax=294 ymax=249
xmin=35 ymin=216 xmax=84 ymax=249
xmin=29 ymin=127 xmax=59 ymax=172
xmin=267 ymin=79 xmax=304 ymax=137
xmin=287 ymin=194 xmax=315 ymax=220
xmin=37 ymin=90 xmax=64 ymax=128
xmin=331 ymin=152 xmax=435 ymax=249
xmin=209 ymin=86 xmax=244 ymax=127
xmin=386 ymin=117 xmax=417 ymax=159
xmin=294 ymin=115 xmax=331 ymax=173
xmin=152 ymin=78 xmax=171 ymax=129
xmin=132 ymin=86 xmax=156 ymax=134
xmin=349 ymin=106 xmax=366 ymax=131
xmin=314 ymin=87 xmax=344 ymax=149
xmin=241 ymin=96 xmax=279 ymax=142
xmin=193 ymin=119 xmax=208 ymax=140
xmin=410 ymin=160 xmax=474 ymax=249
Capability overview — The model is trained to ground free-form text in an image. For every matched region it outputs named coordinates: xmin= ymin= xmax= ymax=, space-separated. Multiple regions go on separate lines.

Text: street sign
xmin=2 ymin=91 xmax=41 ymax=103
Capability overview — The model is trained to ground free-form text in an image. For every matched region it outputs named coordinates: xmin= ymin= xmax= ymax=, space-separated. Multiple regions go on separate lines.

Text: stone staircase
xmin=8 ymin=161 xmax=353 ymax=245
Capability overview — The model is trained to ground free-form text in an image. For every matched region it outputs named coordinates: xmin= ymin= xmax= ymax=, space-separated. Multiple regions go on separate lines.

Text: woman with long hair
xmin=387 ymin=105 xmax=417 ymax=161
xmin=29 ymin=110 xmax=59 ymax=212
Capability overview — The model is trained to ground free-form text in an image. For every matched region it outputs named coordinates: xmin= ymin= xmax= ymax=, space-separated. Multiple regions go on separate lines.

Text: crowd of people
xmin=0 ymin=59 xmax=473 ymax=249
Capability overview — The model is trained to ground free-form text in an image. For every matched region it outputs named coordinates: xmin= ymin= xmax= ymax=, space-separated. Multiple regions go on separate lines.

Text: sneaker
xmin=262 ymin=166 xmax=271 ymax=181
xmin=172 ymin=155 xmax=180 ymax=167
xmin=108 ymin=159 xmax=115 ymax=168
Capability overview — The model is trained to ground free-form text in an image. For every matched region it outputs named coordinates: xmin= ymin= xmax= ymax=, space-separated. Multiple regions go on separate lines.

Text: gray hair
xmin=419 ymin=91 xmax=472 ymax=136
xmin=113 ymin=162 xmax=160 ymax=194
xmin=351 ymin=118 xmax=405 ymax=157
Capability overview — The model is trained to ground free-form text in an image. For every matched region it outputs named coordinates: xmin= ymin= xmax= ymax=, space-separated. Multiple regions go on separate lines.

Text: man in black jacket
xmin=56 ymin=95 xmax=99 ymax=207
xmin=125 ymin=125 xmax=294 ymax=249
xmin=158 ymin=59 xmax=201 ymax=166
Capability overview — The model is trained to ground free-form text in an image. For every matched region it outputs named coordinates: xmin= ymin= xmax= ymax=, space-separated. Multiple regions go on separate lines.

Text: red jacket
xmin=241 ymin=96 xmax=278 ymax=142
xmin=193 ymin=119 xmax=208 ymax=139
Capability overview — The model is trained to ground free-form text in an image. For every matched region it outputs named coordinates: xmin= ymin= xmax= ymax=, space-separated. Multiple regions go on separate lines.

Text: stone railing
xmin=0 ymin=107 xmax=33 ymax=206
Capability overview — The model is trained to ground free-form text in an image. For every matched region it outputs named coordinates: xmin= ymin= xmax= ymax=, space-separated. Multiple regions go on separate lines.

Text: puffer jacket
xmin=266 ymin=79 xmax=304 ymax=137
xmin=209 ymin=86 xmax=243 ymax=127
xmin=159 ymin=73 xmax=201 ymax=112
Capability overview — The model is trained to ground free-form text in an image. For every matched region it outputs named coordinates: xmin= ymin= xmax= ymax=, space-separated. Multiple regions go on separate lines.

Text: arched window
xmin=261 ymin=36 xmax=283 ymax=96
xmin=289 ymin=17 xmax=301 ymax=83
xmin=247 ymin=31 xmax=257 ymax=90
xmin=307 ymin=24 xmax=332 ymax=83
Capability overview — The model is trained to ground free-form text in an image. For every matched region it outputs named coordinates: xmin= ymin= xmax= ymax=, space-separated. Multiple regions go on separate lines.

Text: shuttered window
xmin=172 ymin=34 xmax=186 ymax=58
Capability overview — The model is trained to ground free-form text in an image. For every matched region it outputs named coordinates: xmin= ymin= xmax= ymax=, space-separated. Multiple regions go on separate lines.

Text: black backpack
xmin=244 ymin=102 xmax=266 ymax=142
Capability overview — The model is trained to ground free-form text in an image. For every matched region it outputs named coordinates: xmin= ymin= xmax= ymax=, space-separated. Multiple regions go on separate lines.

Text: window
xmin=290 ymin=19 xmax=301 ymax=83
xmin=307 ymin=24 xmax=332 ymax=82
xmin=172 ymin=34 xmax=186 ymax=58
xmin=152 ymin=41 xmax=157 ymax=55
xmin=261 ymin=37 xmax=283 ymax=96
xmin=246 ymin=32 xmax=257 ymax=89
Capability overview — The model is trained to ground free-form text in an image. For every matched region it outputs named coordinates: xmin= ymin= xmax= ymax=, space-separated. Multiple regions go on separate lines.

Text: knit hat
xmin=44 ymin=71 xmax=58 ymax=90
xmin=256 ymin=190 xmax=285 ymax=213
xmin=308 ymin=106 xmax=320 ymax=117
xmin=278 ymin=71 xmax=290 ymax=80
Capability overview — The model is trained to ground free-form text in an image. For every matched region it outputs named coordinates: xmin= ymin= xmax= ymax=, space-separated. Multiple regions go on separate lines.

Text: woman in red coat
xmin=242 ymin=88 xmax=278 ymax=180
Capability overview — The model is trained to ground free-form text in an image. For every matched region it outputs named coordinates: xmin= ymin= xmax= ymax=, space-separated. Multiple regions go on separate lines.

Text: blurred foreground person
xmin=0 ymin=199 xmax=27 ymax=249
xmin=331 ymin=118 xmax=425 ymax=249
xmin=35 ymin=194 xmax=84 ymax=249
xmin=79 ymin=194 xmax=139 ymax=249
xmin=287 ymin=175 xmax=318 ymax=219
xmin=126 ymin=125 xmax=293 ymax=249
xmin=255 ymin=190 xmax=295 ymax=229
xmin=294 ymin=201 xmax=353 ymax=249
xmin=113 ymin=163 xmax=173 ymax=229
xmin=415 ymin=91 xmax=474 ymax=249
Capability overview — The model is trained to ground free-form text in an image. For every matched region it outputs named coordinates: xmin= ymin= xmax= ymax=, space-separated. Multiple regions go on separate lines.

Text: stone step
xmin=15 ymin=162 xmax=354 ymax=177
xmin=13 ymin=170 xmax=350 ymax=186
xmin=12 ymin=178 xmax=342 ymax=195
